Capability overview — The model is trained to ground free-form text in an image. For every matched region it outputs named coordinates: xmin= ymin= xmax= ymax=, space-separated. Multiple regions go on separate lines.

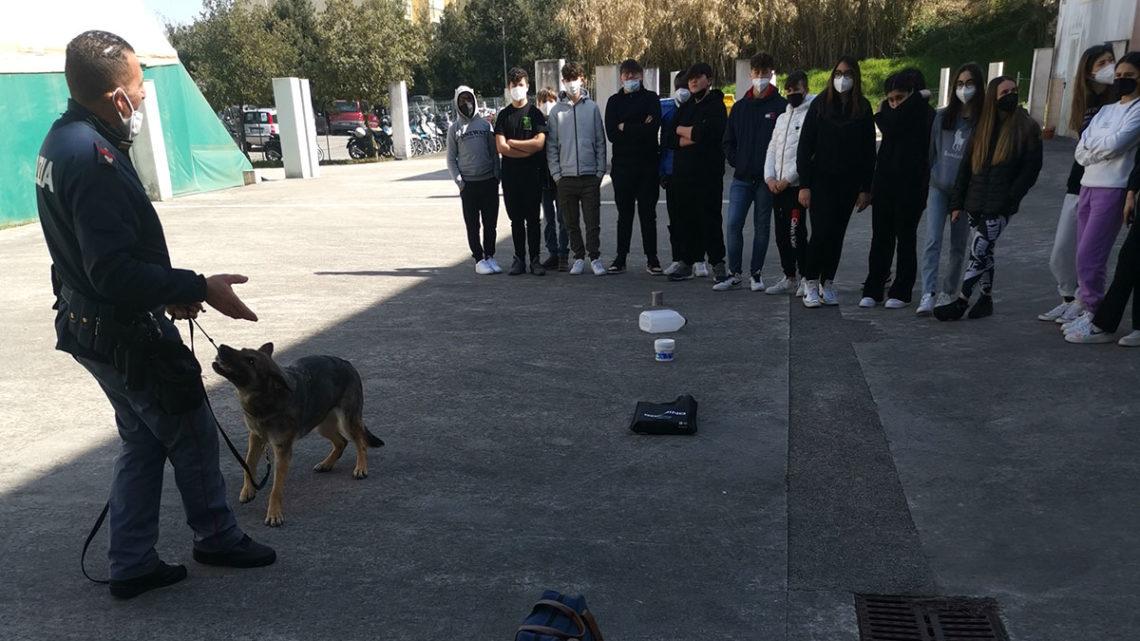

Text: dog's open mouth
xmin=212 ymin=360 xmax=237 ymax=378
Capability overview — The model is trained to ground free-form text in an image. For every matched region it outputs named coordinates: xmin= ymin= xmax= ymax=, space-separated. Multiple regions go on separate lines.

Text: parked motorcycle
xmin=264 ymin=133 xmax=325 ymax=162
xmin=347 ymin=125 xmax=393 ymax=159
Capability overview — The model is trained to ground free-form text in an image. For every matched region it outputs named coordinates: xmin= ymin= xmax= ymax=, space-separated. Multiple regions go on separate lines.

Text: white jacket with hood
xmin=446 ymin=85 xmax=499 ymax=189
xmin=764 ymin=93 xmax=816 ymax=185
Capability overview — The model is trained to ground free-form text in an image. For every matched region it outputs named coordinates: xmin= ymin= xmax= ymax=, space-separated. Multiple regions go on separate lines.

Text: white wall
xmin=1051 ymin=0 xmax=1139 ymax=136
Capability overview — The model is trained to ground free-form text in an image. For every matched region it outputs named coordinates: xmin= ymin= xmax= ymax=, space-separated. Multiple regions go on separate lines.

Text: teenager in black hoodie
xmin=605 ymin=58 xmax=662 ymax=274
xmin=664 ymin=62 xmax=729 ymax=282
xmin=797 ymin=55 xmax=877 ymax=307
xmin=860 ymin=69 xmax=935 ymax=308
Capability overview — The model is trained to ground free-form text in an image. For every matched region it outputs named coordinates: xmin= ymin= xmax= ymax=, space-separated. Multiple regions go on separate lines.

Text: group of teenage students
xmin=445 ymin=49 xmax=1140 ymax=347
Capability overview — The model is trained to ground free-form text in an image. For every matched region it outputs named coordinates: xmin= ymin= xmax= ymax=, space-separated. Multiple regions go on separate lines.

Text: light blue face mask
xmin=623 ymin=79 xmax=641 ymax=93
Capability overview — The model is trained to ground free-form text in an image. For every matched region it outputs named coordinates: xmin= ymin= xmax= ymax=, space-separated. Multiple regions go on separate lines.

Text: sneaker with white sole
xmin=663 ymin=261 xmax=682 ymax=276
xmin=1062 ymin=312 xmax=1093 ymax=335
xmin=569 ymin=258 xmax=586 ymax=275
xmin=713 ymin=273 xmax=743 ymax=291
xmin=693 ymin=261 xmax=709 ymax=278
xmin=486 ymin=257 xmax=503 ymax=274
xmin=1065 ymin=322 xmax=1115 ymax=344
xmin=1056 ymin=301 xmax=1084 ymax=324
xmin=1038 ymin=300 xmax=1071 ymax=322
xmin=916 ymin=293 xmax=935 ymax=316
xmin=749 ymin=271 xmax=766 ymax=292
xmin=766 ymin=275 xmax=797 ymax=295
xmin=858 ymin=297 xmax=876 ymax=308
xmin=884 ymin=298 xmax=908 ymax=309
xmin=935 ymin=292 xmax=953 ymax=307
xmin=803 ymin=280 xmax=822 ymax=308
xmin=591 ymin=258 xmax=607 ymax=276
xmin=821 ymin=281 xmax=839 ymax=306
xmin=475 ymin=259 xmax=494 ymax=275
xmin=795 ymin=280 xmax=806 ymax=297
xmin=1118 ymin=330 xmax=1140 ymax=347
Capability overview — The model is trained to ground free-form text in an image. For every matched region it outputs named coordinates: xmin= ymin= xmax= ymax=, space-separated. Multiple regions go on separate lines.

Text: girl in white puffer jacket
xmin=763 ymin=70 xmax=815 ymax=295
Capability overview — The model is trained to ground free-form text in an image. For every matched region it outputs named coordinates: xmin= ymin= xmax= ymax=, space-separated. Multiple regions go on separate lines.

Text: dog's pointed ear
xmin=258 ymin=342 xmax=274 ymax=356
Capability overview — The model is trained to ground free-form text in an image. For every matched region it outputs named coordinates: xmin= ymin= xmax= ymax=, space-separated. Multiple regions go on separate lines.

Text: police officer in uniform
xmin=36 ymin=31 xmax=276 ymax=599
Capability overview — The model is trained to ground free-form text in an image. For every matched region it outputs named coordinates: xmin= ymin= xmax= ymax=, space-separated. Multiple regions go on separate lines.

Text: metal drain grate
xmin=855 ymin=594 xmax=1010 ymax=641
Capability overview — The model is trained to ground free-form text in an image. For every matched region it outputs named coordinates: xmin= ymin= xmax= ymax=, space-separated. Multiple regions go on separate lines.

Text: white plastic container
xmin=654 ymin=338 xmax=676 ymax=362
xmin=639 ymin=309 xmax=686 ymax=333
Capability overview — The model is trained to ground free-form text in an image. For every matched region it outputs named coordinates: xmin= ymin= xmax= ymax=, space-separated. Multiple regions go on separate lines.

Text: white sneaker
xmin=1056 ymin=301 xmax=1084 ymax=324
xmin=766 ymin=276 xmax=797 ymax=295
xmin=1062 ymin=311 xmax=1093 ymax=335
xmin=693 ymin=261 xmax=709 ymax=278
xmin=803 ymin=280 xmax=821 ymax=308
xmin=795 ymin=280 xmax=806 ymax=297
xmin=475 ymin=259 xmax=494 ymax=275
xmin=1038 ymin=300 xmax=1071 ymax=322
xmin=569 ymin=258 xmax=586 ymax=275
xmin=1118 ymin=330 xmax=1140 ymax=347
xmin=885 ymin=298 xmax=908 ymax=309
xmin=591 ymin=258 xmax=607 ymax=276
xmin=1065 ymin=322 xmax=1115 ymax=344
xmin=821 ymin=281 xmax=839 ymax=306
xmin=749 ymin=273 xmax=766 ymax=292
xmin=935 ymin=292 xmax=953 ymax=307
xmin=486 ymin=257 xmax=503 ymax=274
xmin=663 ymin=261 xmax=682 ymax=276
xmin=713 ymin=273 xmax=743 ymax=291
xmin=916 ymin=293 xmax=935 ymax=316
xmin=858 ymin=297 xmax=877 ymax=308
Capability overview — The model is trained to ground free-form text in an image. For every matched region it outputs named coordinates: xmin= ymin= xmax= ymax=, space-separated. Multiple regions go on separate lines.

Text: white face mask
xmin=509 ymin=85 xmax=528 ymax=102
xmin=955 ymin=85 xmax=976 ymax=104
xmin=752 ymin=76 xmax=771 ymax=93
xmin=540 ymin=101 xmax=556 ymax=116
xmin=674 ymin=88 xmax=691 ymax=105
xmin=1094 ymin=63 xmax=1117 ymax=87
xmin=623 ymin=78 xmax=641 ymax=93
xmin=566 ymin=79 xmax=583 ymax=96
xmin=114 ymin=88 xmax=144 ymax=140
xmin=833 ymin=76 xmax=854 ymax=94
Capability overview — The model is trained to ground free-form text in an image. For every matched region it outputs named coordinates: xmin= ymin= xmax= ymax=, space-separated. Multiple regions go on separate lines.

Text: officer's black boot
xmin=193 ymin=534 xmax=276 ymax=569
xmin=109 ymin=561 xmax=188 ymax=600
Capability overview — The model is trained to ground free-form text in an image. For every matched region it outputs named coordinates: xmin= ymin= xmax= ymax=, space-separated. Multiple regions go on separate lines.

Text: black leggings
xmin=803 ymin=177 xmax=859 ymax=282
xmin=460 ymin=178 xmax=499 ymax=260
xmin=1093 ymin=221 xmax=1140 ymax=332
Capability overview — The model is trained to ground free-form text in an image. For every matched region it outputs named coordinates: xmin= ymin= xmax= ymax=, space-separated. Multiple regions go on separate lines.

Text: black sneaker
xmin=607 ymin=256 xmax=627 ymax=273
xmin=541 ymin=255 xmax=559 ymax=270
xmin=508 ymin=256 xmax=526 ymax=276
xmin=933 ymin=297 xmax=970 ymax=321
xmin=646 ymin=256 xmax=663 ymax=275
xmin=530 ymin=258 xmax=546 ymax=276
xmin=967 ymin=294 xmax=993 ymax=319
xmin=557 ymin=256 xmax=569 ymax=272
xmin=109 ymin=561 xmax=187 ymax=600
xmin=193 ymin=534 xmax=277 ymax=569
xmin=668 ymin=263 xmax=694 ymax=281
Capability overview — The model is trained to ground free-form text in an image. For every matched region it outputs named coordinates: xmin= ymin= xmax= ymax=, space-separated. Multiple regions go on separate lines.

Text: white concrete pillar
xmin=131 ymin=79 xmax=173 ymax=201
xmin=987 ymin=61 xmax=1005 ymax=82
xmin=389 ymin=81 xmax=413 ymax=160
xmin=1028 ymin=48 xmax=1054 ymax=125
xmin=735 ymin=59 xmax=751 ymax=100
xmin=595 ymin=65 xmax=619 ymax=163
xmin=272 ymin=77 xmax=320 ymax=179
xmin=669 ymin=70 xmax=680 ymax=92
xmin=535 ymin=58 xmax=565 ymax=94
xmin=938 ymin=67 xmax=951 ymax=109
xmin=643 ymin=68 xmax=660 ymax=95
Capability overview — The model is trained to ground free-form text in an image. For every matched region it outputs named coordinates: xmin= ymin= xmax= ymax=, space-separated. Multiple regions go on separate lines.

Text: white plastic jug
xmin=639 ymin=309 xmax=686 ymax=333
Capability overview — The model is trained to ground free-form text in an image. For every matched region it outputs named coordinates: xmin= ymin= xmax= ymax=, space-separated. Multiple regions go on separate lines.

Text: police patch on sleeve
xmin=95 ymin=143 xmax=115 ymax=166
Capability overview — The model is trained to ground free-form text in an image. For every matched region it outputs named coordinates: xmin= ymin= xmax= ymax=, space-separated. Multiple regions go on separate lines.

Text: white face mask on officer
xmin=113 ymin=87 xmax=145 ymax=140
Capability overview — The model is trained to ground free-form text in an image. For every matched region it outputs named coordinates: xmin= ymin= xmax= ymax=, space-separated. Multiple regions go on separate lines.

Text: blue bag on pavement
xmin=515 ymin=590 xmax=604 ymax=641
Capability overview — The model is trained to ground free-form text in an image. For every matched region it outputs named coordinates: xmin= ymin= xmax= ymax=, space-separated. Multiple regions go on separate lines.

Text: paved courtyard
xmin=0 ymin=139 xmax=1136 ymax=640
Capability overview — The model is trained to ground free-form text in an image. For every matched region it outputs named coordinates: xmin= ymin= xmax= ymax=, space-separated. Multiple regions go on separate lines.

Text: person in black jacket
xmin=860 ymin=69 xmax=935 ymax=308
xmin=35 ymin=31 xmax=275 ymax=599
xmin=716 ymin=52 xmax=787 ymax=292
xmin=664 ymin=62 xmax=729 ymax=282
xmin=796 ymin=55 xmax=877 ymax=307
xmin=605 ymin=58 xmax=662 ymax=273
xmin=934 ymin=76 xmax=1043 ymax=321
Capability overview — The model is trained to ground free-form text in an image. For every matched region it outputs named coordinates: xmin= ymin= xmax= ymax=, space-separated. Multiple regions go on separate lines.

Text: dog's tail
xmin=365 ymin=428 xmax=385 ymax=448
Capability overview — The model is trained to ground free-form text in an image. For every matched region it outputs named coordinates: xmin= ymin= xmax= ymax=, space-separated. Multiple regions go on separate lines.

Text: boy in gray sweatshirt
xmin=447 ymin=85 xmax=502 ymax=275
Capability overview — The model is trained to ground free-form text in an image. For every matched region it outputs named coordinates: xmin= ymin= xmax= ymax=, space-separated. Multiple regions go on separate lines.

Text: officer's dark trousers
xmin=612 ymin=161 xmax=660 ymax=259
xmin=76 ymin=320 xmax=243 ymax=581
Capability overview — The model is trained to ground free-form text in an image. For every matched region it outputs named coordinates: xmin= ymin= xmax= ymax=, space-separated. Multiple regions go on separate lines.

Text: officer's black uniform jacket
xmin=36 ymin=100 xmax=207 ymax=361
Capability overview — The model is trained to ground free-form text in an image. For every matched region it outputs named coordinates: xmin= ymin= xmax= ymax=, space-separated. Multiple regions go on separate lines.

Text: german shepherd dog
xmin=212 ymin=343 xmax=384 ymax=526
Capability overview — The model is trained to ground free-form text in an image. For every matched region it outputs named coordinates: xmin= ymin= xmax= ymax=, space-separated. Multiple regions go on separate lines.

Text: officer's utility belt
xmin=60 ymin=286 xmax=205 ymax=414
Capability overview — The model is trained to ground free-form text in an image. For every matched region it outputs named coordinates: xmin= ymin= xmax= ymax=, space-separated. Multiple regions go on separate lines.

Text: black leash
xmin=81 ymin=317 xmax=270 ymax=584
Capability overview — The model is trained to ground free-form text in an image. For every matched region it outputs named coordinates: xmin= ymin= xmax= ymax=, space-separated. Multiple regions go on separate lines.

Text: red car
xmin=328 ymin=100 xmax=379 ymax=133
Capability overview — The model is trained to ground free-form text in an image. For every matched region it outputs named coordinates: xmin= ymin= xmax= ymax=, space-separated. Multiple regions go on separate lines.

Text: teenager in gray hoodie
xmin=447 ymin=86 xmax=501 ymax=275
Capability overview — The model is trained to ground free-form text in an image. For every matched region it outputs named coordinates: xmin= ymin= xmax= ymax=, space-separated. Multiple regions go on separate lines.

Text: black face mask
xmin=787 ymin=92 xmax=805 ymax=108
xmin=1115 ymin=77 xmax=1138 ymax=97
xmin=458 ymin=98 xmax=475 ymax=119
xmin=997 ymin=93 xmax=1019 ymax=113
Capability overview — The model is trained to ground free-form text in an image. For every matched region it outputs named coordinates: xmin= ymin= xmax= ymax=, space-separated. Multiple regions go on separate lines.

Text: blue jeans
xmin=921 ymin=186 xmax=970 ymax=296
xmin=725 ymin=178 xmax=773 ymax=275
xmin=542 ymin=187 xmax=568 ymax=257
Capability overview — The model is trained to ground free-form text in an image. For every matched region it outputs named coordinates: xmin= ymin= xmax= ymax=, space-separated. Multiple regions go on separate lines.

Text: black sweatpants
xmin=1093 ymin=221 xmax=1140 ymax=332
xmin=772 ymin=187 xmax=808 ymax=279
xmin=502 ymin=169 xmax=542 ymax=262
xmin=663 ymin=176 xmax=683 ymax=262
xmin=675 ymin=174 xmax=725 ymax=265
xmin=803 ymin=176 xmax=859 ymax=282
xmin=460 ymin=178 xmax=499 ymax=261
xmin=612 ymin=162 xmax=660 ymax=259
xmin=862 ymin=188 xmax=925 ymax=302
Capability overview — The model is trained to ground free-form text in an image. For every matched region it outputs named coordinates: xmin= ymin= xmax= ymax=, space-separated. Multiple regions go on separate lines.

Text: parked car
xmin=329 ymin=99 xmax=366 ymax=134
xmin=242 ymin=108 xmax=278 ymax=149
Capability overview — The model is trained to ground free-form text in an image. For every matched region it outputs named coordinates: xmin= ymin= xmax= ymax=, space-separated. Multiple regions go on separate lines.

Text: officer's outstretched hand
xmin=205 ymin=274 xmax=258 ymax=322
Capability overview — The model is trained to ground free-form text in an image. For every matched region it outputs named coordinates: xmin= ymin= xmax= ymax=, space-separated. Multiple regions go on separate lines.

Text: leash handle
xmin=81 ymin=502 xmax=111 ymax=584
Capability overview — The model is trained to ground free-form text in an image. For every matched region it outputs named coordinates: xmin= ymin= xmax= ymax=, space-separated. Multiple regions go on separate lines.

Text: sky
xmin=143 ymin=0 xmax=205 ymax=26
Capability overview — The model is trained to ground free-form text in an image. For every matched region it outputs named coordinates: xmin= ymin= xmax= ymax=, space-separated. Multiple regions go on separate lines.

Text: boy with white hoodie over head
xmin=447 ymin=85 xmax=501 ymax=275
